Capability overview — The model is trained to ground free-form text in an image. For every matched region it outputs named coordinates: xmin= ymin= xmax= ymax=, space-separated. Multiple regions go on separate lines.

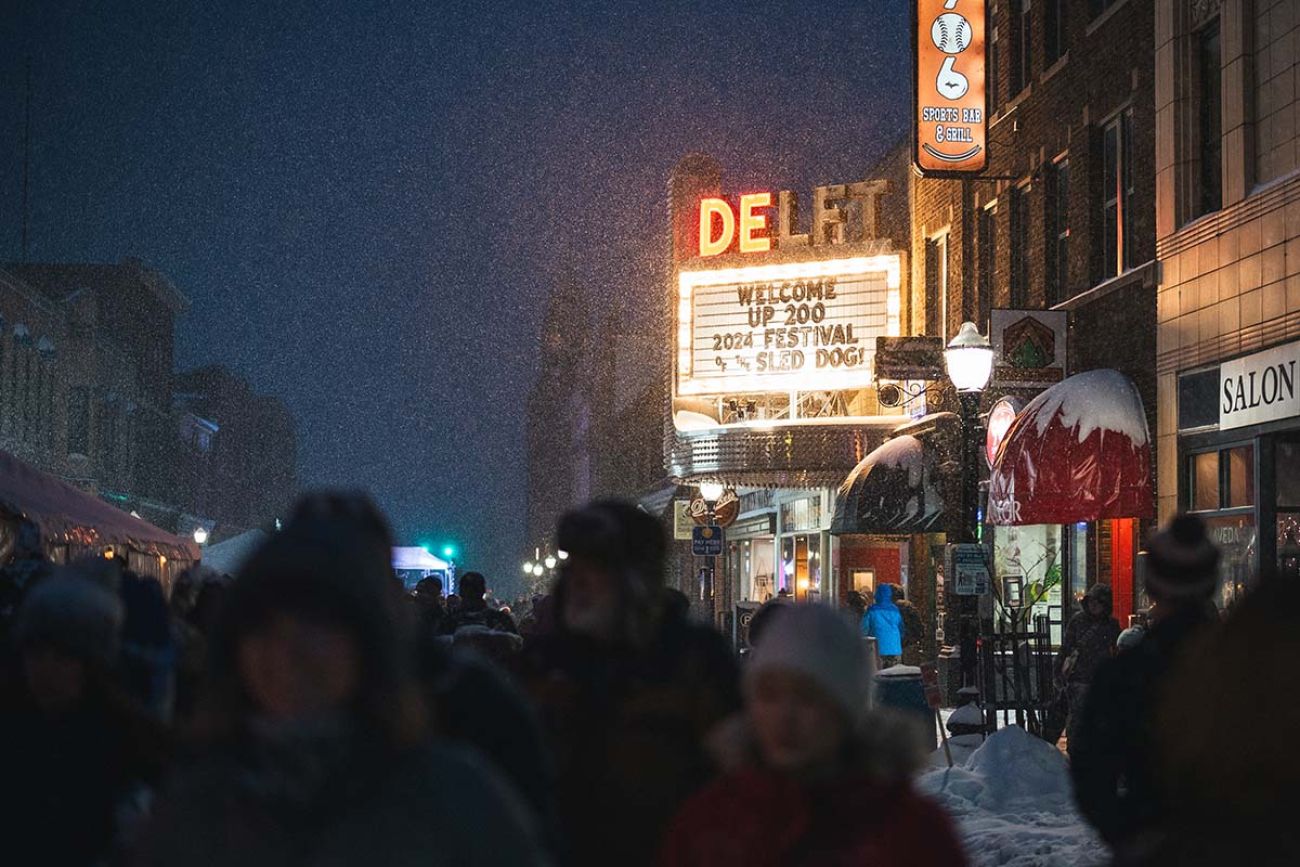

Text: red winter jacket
xmin=660 ymin=766 xmax=968 ymax=867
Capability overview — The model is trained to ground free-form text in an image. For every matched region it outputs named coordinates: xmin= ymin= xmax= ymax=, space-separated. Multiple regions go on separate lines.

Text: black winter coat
xmin=1069 ymin=603 xmax=1217 ymax=849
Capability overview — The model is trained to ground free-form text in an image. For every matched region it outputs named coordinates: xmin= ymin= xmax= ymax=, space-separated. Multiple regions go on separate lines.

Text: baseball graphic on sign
xmin=931 ymin=13 xmax=972 ymax=54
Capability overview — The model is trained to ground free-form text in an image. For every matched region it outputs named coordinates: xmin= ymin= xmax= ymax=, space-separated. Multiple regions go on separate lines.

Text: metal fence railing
xmin=977 ymin=614 xmax=1056 ymax=737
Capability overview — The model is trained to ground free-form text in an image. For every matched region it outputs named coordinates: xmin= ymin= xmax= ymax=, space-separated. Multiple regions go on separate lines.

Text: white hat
xmin=744 ymin=603 xmax=871 ymax=723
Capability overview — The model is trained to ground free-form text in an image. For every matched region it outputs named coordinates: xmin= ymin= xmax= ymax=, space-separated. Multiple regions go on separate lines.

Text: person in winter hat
xmin=862 ymin=583 xmax=904 ymax=668
xmin=440 ymin=571 xmax=518 ymax=637
xmin=660 ymin=603 xmax=967 ymax=867
xmin=1044 ymin=583 xmax=1121 ymax=752
xmin=135 ymin=491 xmax=548 ymax=867
xmin=1071 ymin=514 xmax=1221 ymax=856
xmin=517 ymin=499 xmax=739 ymax=867
xmin=1120 ymin=572 xmax=1300 ymax=865
xmin=0 ymin=566 xmax=168 ymax=866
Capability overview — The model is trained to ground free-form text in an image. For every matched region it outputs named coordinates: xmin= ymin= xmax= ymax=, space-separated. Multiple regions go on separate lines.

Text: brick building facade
xmin=911 ymin=0 xmax=1159 ymax=626
xmin=1 ymin=260 xmax=298 ymax=542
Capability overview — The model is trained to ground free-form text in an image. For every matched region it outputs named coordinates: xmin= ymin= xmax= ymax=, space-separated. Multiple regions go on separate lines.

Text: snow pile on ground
xmin=917 ymin=725 xmax=1107 ymax=867
xmin=930 ymin=704 xmax=988 ymax=767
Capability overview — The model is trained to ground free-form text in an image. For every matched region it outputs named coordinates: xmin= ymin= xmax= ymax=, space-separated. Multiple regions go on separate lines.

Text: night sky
xmin=1 ymin=0 xmax=910 ymax=594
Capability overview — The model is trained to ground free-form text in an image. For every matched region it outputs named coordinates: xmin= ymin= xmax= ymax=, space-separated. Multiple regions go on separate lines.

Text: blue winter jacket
xmin=861 ymin=584 xmax=904 ymax=657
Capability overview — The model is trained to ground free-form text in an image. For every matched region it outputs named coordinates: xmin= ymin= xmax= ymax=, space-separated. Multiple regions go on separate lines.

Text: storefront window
xmin=1204 ymin=514 xmax=1256 ymax=609
xmin=1226 ymin=445 xmax=1254 ymax=508
xmin=780 ymin=497 xmax=822 ymax=533
xmin=735 ymin=539 xmax=776 ymax=602
xmin=993 ymin=524 xmax=1064 ymax=645
xmin=1278 ymin=513 xmax=1300 ymax=579
xmin=1191 ymin=451 xmax=1220 ymax=511
xmin=780 ymin=534 xmax=824 ymax=602
xmin=1278 ymin=442 xmax=1300 ymax=508
xmin=1067 ymin=522 xmax=1089 ymax=610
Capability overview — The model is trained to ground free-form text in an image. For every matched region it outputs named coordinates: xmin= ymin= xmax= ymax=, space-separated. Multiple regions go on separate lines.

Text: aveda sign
xmin=1219 ymin=340 xmax=1300 ymax=430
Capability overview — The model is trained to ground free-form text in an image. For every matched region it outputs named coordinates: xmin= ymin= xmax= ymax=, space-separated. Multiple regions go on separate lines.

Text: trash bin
xmin=874 ymin=665 xmax=936 ymax=750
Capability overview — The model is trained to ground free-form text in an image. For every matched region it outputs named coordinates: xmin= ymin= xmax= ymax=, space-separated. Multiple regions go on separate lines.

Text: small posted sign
xmin=948 ymin=543 xmax=991 ymax=596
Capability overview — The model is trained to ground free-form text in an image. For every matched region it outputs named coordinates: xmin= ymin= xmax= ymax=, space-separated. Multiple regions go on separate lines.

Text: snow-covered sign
xmin=988 ymin=369 xmax=1153 ymax=526
xmin=676 ymin=253 xmax=902 ymax=397
xmin=990 ymin=309 xmax=1067 ymax=389
xmin=1219 ymin=339 xmax=1300 ymax=430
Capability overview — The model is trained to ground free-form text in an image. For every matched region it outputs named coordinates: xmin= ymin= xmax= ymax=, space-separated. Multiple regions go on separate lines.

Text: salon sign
xmin=1219 ymin=339 xmax=1300 ymax=430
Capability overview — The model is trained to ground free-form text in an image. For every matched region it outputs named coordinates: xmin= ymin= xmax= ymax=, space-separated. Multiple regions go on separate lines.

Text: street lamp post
xmin=944 ymin=321 xmax=994 ymax=689
xmin=697 ymin=481 xmax=726 ymax=617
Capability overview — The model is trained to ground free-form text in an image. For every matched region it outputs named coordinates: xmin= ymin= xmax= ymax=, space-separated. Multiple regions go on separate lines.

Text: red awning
xmin=988 ymin=369 xmax=1154 ymax=526
xmin=0 ymin=449 xmax=199 ymax=561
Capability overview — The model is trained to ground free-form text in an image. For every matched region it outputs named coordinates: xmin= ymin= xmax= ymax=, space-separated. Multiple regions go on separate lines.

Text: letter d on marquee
xmin=699 ymin=198 xmax=735 ymax=257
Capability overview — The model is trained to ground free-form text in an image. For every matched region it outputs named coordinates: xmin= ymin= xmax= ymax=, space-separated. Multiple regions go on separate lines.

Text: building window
xmin=1048 ymin=159 xmax=1070 ymax=304
xmin=1045 ymin=0 xmax=1066 ymax=65
xmin=1188 ymin=446 xmax=1255 ymax=512
xmin=1196 ymin=17 xmax=1222 ymax=217
xmin=978 ymin=203 xmax=997 ymax=325
xmin=1013 ymin=0 xmax=1033 ymax=94
xmin=925 ymin=233 xmax=950 ymax=337
xmin=68 ymin=387 xmax=91 ymax=457
xmin=1101 ymin=108 xmax=1135 ymax=279
xmin=1010 ymin=186 xmax=1030 ymax=308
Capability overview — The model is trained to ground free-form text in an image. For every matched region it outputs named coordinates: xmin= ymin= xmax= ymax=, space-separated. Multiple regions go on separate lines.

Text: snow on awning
xmin=988 ymin=369 xmax=1154 ymax=526
xmin=831 ymin=434 xmax=948 ymax=535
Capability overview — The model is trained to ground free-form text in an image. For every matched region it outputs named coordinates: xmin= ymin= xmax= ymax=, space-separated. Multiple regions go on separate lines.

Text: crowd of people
xmin=0 ymin=496 xmax=1295 ymax=866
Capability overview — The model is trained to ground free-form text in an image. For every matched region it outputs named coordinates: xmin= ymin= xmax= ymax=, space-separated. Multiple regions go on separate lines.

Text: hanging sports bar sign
xmin=914 ymin=0 xmax=988 ymax=175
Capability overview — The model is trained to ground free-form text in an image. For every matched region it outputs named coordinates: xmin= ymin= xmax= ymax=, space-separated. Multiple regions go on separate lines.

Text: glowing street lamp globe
xmin=532 ymin=563 xmax=545 ymax=577
xmin=697 ymin=481 xmax=726 ymax=503
xmin=193 ymin=527 xmax=209 ymax=546
xmin=944 ymin=322 xmax=994 ymax=393
xmin=544 ymin=555 xmax=558 ymax=570
xmin=523 ymin=561 xmax=535 ymax=574
xmin=557 ymin=550 xmax=569 ymax=560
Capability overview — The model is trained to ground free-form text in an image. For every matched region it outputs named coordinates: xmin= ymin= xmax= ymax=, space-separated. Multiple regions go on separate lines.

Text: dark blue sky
xmin=1 ymin=0 xmax=910 ymax=593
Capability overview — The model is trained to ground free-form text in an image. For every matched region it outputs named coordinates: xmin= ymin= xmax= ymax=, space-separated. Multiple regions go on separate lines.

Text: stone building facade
xmin=1155 ymin=0 xmax=1300 ymax=594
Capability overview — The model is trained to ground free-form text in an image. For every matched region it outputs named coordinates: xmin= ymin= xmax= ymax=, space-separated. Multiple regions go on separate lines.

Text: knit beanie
xmin=15 ymin=573 xmax=125 ymax=667
xmin=744 ymin=603 xmax=871 ymax=724
xmin=1145 ymin=514 xmax=1220 ymax=600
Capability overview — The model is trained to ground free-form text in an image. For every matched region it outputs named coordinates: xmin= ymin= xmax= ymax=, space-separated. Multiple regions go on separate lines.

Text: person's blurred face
xmin=238 ymin=614 xmax=361 ymax=722
xmin=23 ymin=646 xmax=86 ymax=715
xmin=1087 ymin=597 xmax=1104 ymax=617
xmin=749 ymin=668 xmax=848 ymax=778
xmin=561 ymin=556 xmax=619 ymax=641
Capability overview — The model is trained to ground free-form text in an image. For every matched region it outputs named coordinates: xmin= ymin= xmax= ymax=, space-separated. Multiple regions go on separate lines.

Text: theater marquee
xmin=676 ymin=255 xmax=901 ymax=398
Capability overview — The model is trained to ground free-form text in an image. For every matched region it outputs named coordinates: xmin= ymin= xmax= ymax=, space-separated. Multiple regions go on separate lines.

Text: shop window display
xmin=993 ymin=524 xmax=1064 ymax=646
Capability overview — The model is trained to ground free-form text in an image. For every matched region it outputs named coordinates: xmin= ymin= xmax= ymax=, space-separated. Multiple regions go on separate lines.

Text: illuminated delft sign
xmin=674 ymin=182 xmax=902 ymax=402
